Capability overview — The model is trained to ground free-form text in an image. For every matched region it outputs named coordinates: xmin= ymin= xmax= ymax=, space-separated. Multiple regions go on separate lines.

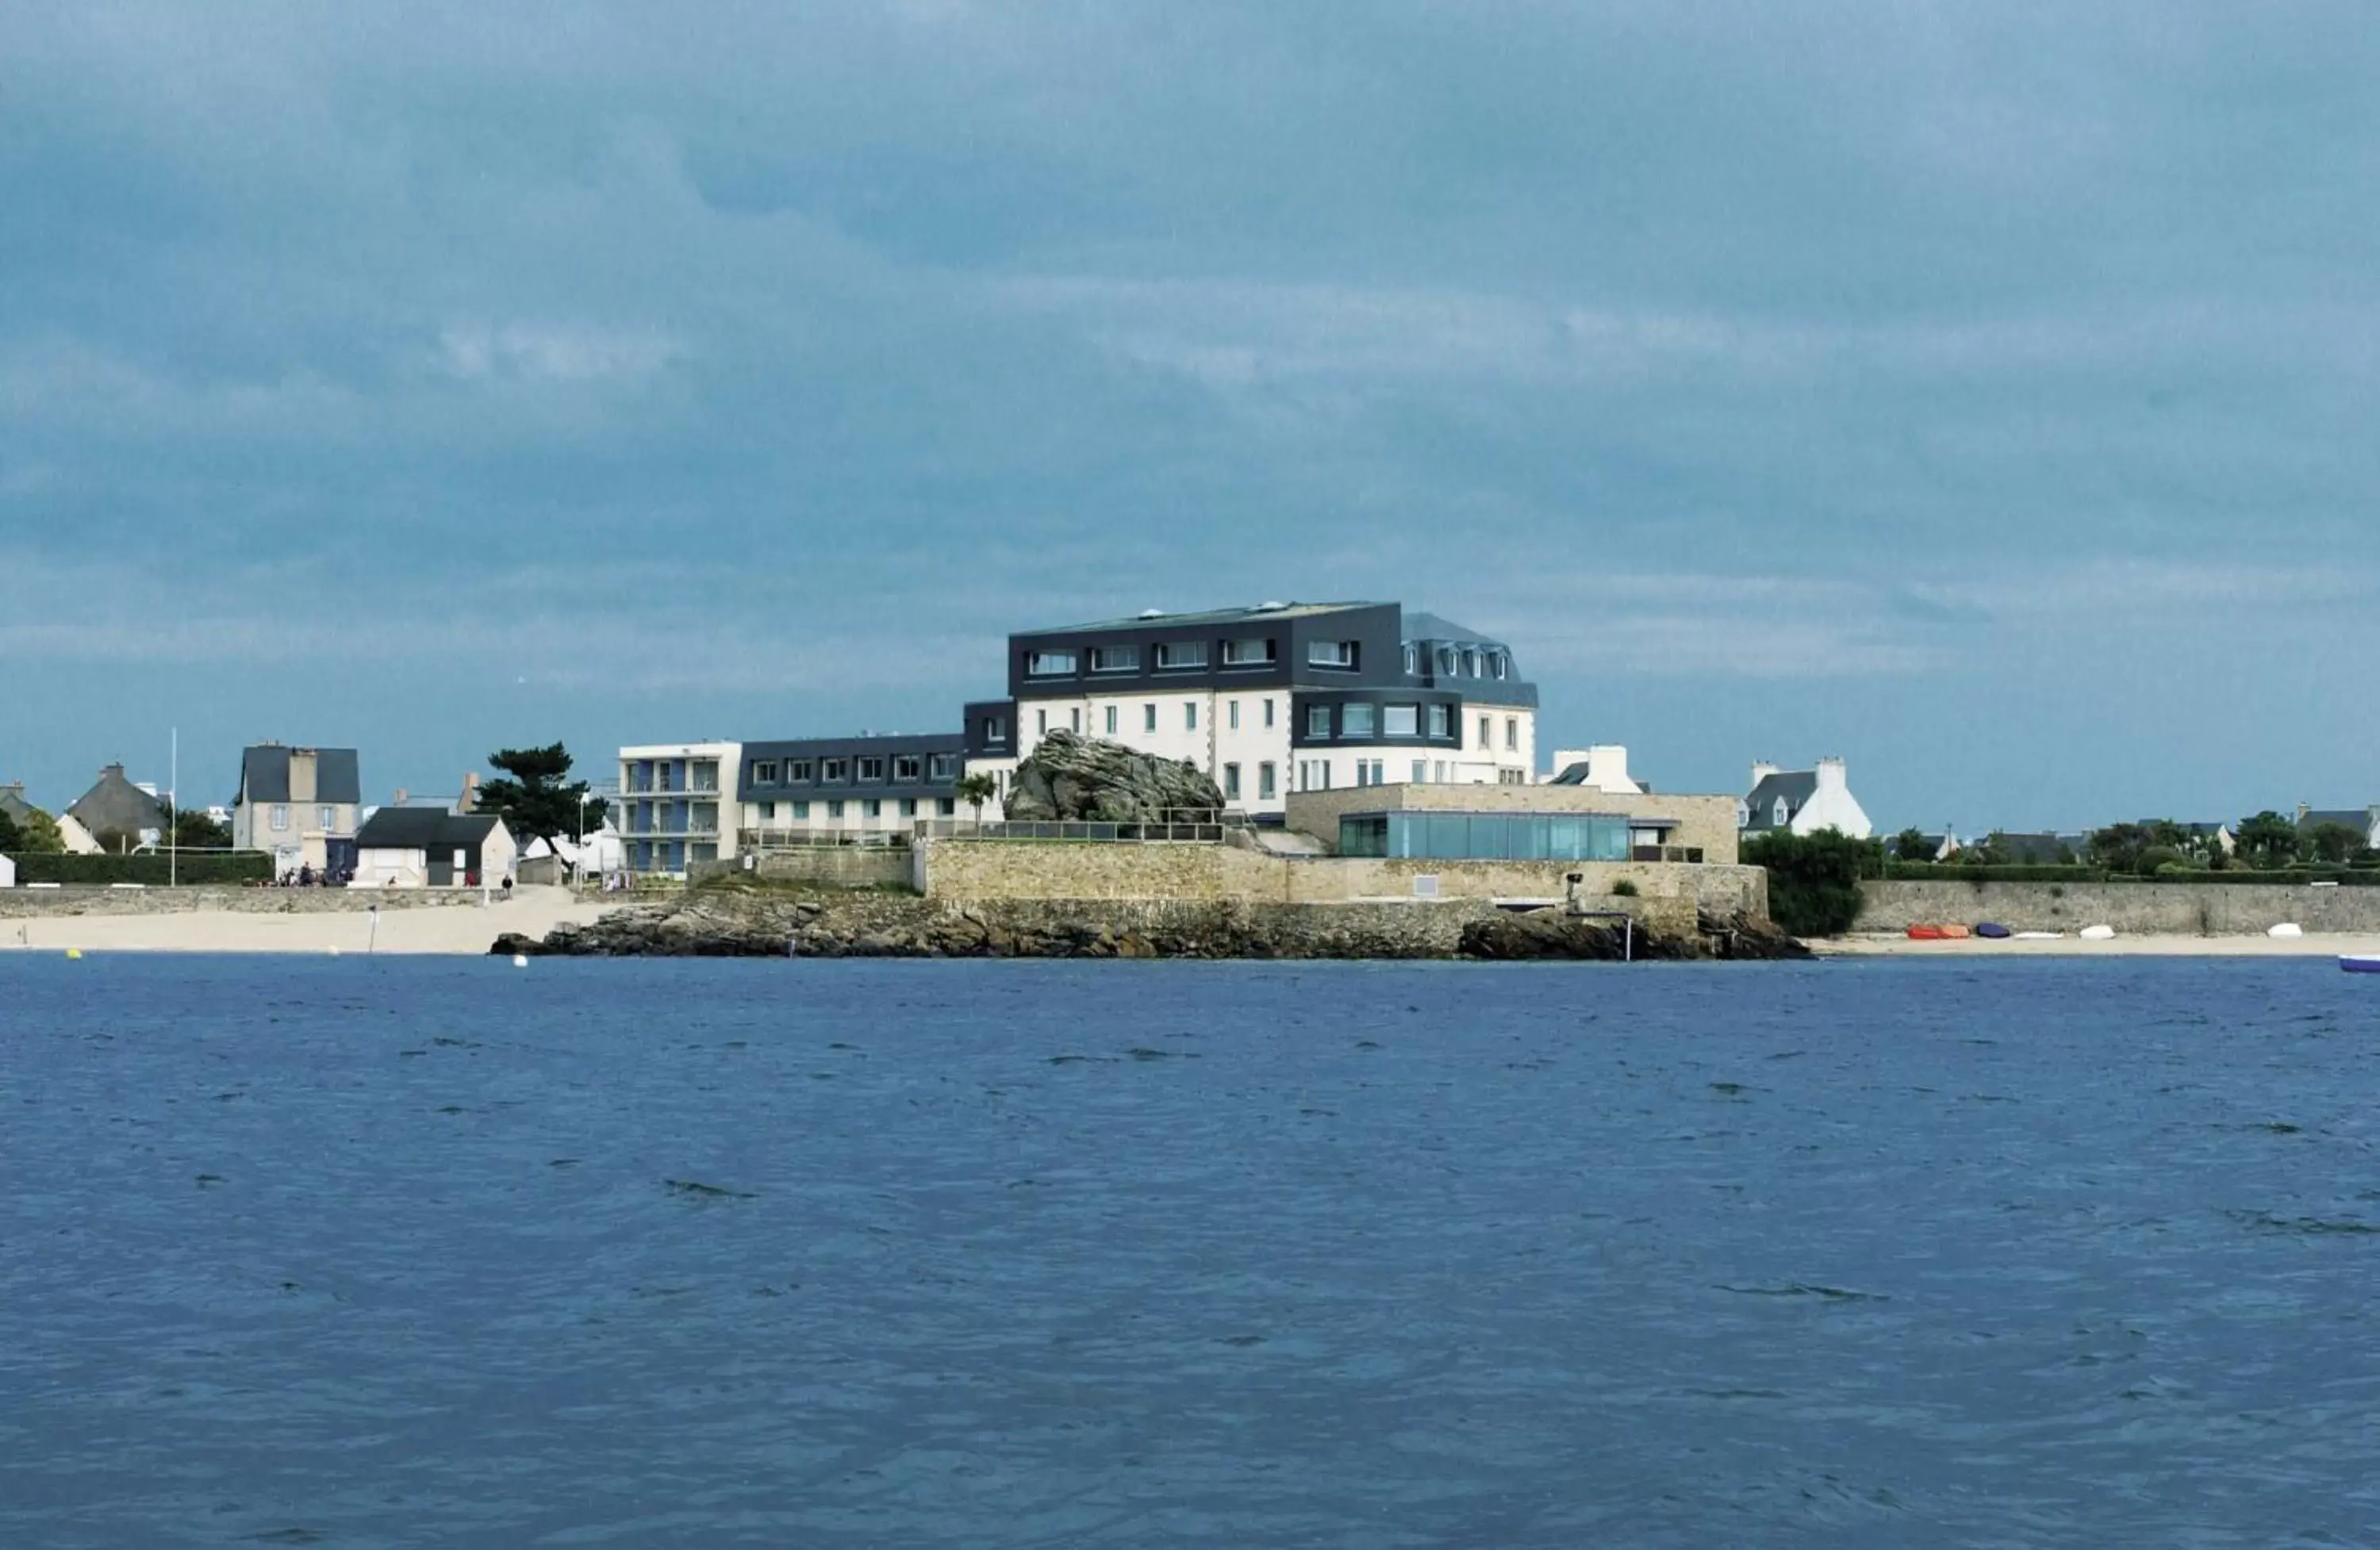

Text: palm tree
xmin=955 ymin=772 xmax=1000 ymax=826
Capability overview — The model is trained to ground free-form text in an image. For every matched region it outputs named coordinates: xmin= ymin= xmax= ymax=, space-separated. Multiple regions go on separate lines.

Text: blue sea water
xmin=2 ymin=957 xmax=2378 ymax=1548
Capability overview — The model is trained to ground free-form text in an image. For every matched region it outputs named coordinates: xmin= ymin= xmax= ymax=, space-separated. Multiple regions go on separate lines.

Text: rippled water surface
xmin=5 ymin=956 xmax=2379 ymax=1547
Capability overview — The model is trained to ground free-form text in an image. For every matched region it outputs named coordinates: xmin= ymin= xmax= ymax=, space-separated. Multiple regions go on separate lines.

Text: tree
xmin=1890 ymin=827 xmax=1935 ymax=864
xmin=955 ymin=771 xmax=1000 ymax=823
xmin=2301 ymin=821 xmax=2363 ymax=865
xmin=1742 ymin=829 xmax=1885 ymax=938
xmin=474 ymin=744 xmax=607 ymax=845
xmin=2 ymin=803 xmax=65 ymax=854
xmin=0 ymin=808 xmax=20 ymax=853
xmin=169 ymin=808 xmax=232 ymax=851
xmin=2236 ymin=811 xmax=2300 ymax=869
xmin=2086 ymin=823 xmax=2153 ymax=873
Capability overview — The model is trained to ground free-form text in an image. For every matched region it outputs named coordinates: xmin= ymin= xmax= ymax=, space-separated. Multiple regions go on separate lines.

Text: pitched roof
xmin=65 ymin=765 xmax=169 ymax=842
xmin=1741 ymin=770 xmax=1818 ymax=828
xmin=2298 ymin=808 xmax=2375 ymax=832
xmin=0 ymin=782 xmax=40 ymax=823
xmin=355 ymin=808 xmax=501 ymax=850
xmin=1399 ymin=611 xmax=1510 ymax=649
xmin=238 ymin=745 xmax=362 ymax=806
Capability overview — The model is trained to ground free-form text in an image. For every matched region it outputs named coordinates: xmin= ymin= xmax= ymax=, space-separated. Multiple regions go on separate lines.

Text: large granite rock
xmin=1004 ymin=730 xmax=1225 ymax=823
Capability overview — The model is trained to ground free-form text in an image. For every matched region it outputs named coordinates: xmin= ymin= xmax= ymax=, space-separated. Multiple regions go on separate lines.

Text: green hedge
xmin=2148 ymin=867 xmax=2380 ymax=887
xmin=1883 ymin=864 xmax=2107 ymax=883
xmin=6 ymin=851 xmax=274 ymax=885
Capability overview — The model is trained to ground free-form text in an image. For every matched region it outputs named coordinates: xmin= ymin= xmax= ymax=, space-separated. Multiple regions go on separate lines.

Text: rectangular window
xmin=864 ymin=799 xmax=881 ymax=819
xmin=751 ymin=760 xmax=779 ymax=785
xmin=1154 ymin=641 xmax=1208 ymax=670
xmin=1263 ymin=698 xmax=1276 ymax=728
xmin=1184 ymin=702 xmax=1198 ymax=731
xmin=928 ymin=753 xmax=958 ymax=781
xmin=1024 ymin=650 xmax=1077 ymax=677
xmin=1307 ymin=639 xmax=1357 ymax=669
xmin=1433 ymin=762 xmax=1446 ymax=783
xmin=271 ymin=804 xmax=289 ymax=831
xmin=1478 ymin=716 xmax=1491 ymax=748
xmin=937 ymin=797 xmax=955 ymax=817
xmin=1307 ymin=704 xmax=1332 ymax=738
xmin=1437 ymin=645 xmax=1459 ymax=677
xmin=1258 ymin=762 xmax=1277 ymax=799
xmin=1069 ymin=708 xmax=1082 ymax=733
xmin=1370 ymin=759 xmax=1385 ymax=785
xmin=759 ymin=801 xmax=777 ymax=821
xmin=1427 ymin=705 xmax=1450 ymax=739
xmin=1488 ymin=650 xmax=1508 ymax=680
xmin=1228 ymin=700 xmax=1240 ymax=731
xmin=789 ymin=759 xmax=814 ymax=782
xmin=1088 ymin=645 xmax=1138 ymax=673
xmin=858 ymin=756 xmax=886 ymax=782
xmin=899 ymin=798 xmax=916 ymax=817
xmin=1413 ymin=760 xmax=1427 ymax=783
xmin=892 ymin=755 xmax=922 ymax=783
xmin=1384 ymin=704 xmax=1418 ymax=738
xmin=1222 ymin=637 xmax=1275 ymax=666
xmin=985 ymin=719 xmax=1008 ymax=746
xmin=1036 ymin=708 xmax=1049 ymax=735
xmin=1402 ymin=643 xmax=1418 ymax=674
xmin=1143 ymin=704 xmax=1157 ymax=732
xmin=317 ymin=806 xmax=334 ymax=830
xmin=1223 ymin=763 xmax=1242 ymax=799
xmin=827 ymin=800 xmax=845 ymax=819
xmin=1105 ymin=705 xmax=1119 ymax=735
xmin=1505 ymin=717 xmax=1519 ymax=751
xmin=823 ymin=758 xmax=850 ymax=783
xmin=793 ymin=800 xmax=811 ymax=820
xmin=1342 ymin=703 xmax=1376 ymax=737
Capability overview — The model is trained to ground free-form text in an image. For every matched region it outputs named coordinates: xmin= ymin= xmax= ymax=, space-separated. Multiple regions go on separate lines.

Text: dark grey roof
xmin=355 ymin=808 xmax=501 ymax=850
xmin=2299 ymin=809 xmax=2374 ymax=832
xmin=0 ymin=782 xmax=40 ymax=823
xmin=1742 ymin=771 xmax=1819 ymax=828
xmin=238 ymin=746 xmax=362 ymax=806
xmin=66 ymin=765 xmax=169 ymax=842
xmin=1549 ymin=762 xmax=1592 ymax=786
xmin=1993 ymin=833 xmax=2075 ymax=863
xmin=1399 ymin=612 xmax=1509 ymax=649
xmin=1019 ymin=601 xmax=1373 ymax=636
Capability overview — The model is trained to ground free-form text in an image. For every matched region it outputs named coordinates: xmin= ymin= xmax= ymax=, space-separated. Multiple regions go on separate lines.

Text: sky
xmin=2 ymin=2 xmax=2374 ymax=832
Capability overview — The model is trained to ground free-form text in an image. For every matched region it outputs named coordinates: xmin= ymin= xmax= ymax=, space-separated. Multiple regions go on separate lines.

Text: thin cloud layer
xmin=1 ymin=2 xmax=2374 ymax=825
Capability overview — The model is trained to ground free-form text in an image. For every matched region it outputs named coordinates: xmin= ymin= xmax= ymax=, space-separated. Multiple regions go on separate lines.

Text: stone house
xmin=1738 ymin=758 xmax=1874 ymax=841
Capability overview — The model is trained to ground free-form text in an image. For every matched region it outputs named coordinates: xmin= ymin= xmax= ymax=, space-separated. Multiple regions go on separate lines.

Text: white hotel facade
xmin=961 ymin=601 xmax=1537 ymax=819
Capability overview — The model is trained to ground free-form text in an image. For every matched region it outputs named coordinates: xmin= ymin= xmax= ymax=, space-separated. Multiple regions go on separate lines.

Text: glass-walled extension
xmin=1337 ymin=809 xmax=1634 ymax=861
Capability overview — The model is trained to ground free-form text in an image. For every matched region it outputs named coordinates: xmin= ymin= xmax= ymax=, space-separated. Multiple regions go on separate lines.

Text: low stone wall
xmin=1856 ymin=879 xmax=2380 ymax=935
xmin=914 ymin=838 xmax=1764 ymax=922
xmin=689 ymin=849 xmax=917 ymax=891
xmin=0 ymin=886 xmax=495 ymax=919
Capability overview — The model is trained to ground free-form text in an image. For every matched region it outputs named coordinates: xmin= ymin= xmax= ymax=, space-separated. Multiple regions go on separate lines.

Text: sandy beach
xmin=0 ymin=886 xmax=608 ymax=956
xmin=1821 ymin=931 xmax=2380 ymax=958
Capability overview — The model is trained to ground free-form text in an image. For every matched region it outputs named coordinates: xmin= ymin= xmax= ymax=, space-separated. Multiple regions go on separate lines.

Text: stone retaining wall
xmin=0 ymin=886 xmax=518 ymax=919
xmin=689 ymin=849 xmax=917 ymax=891
xmin=1856 ymin=879 xmax=2380 ymax=935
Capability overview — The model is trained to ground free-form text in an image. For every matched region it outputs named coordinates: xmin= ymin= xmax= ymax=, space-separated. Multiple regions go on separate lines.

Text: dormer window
xmin=1024 ymin=650 xmax=1077 ymax=677
xmin=1088 ymin=646 xmax=1138 ymax=673
xmin=750 ymin=760 xmax=780 ymax=785
xmin=1402 ymin=643 xmax=1418 ymax=674
xmin=1462 ymin=647 xmax=1480 ymax=677
xmin=983 ymin=718 xmax=1008 ymax=746
xmin=858 ymin=757 xmax=886 ymax=782
xmin=1436 ymin=645 xmax=1458 ymax=677
xmin=1222 ymin=637 xmax=1276 ymax=666
xmin=1307 ymin=640 xmax=1357 ymax=669
xmin=1154 ymin=641 xmax=1207 ymax=670
xmin=1486 ymin=650 xmax=1507 ymax=680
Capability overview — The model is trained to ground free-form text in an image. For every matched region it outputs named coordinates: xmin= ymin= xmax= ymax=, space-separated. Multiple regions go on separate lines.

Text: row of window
xmin=754 ymin=797 xmax=958 ymax=822
xmin=1033 ymin=698 xmax=1283 ymax=737
xmin=1291 ymin=760 xmax=1531 ymax=793
xmin=1023 ymin=638 xmax=1356 ymax=677
xmin=1402 ymin=643 xmax=1511 ymax=681
xmin=1305 ymin=706 xmax=1523 ymax=750
xmin=263 ymin=804 xmax=341 ymax=832
xmin=1218 ymin=762 xmax=1280 ymax=801
xmin=749 ymin=753 xmax=960 ymax=787
xmin=623 ymin=760 xmax=721 ymax=794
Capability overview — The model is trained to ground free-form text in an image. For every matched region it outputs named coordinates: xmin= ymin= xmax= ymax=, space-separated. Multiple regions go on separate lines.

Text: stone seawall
xmin=690 ymin=849 xmax=918 ymax=890
xmin=0 ymin=886 xmax=498 ymax=919
xmin=1856 ymin=879 xmax=2380 ymax=935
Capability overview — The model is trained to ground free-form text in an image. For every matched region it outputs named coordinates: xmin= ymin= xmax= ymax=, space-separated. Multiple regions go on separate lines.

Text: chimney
xmin=2297 ymin=803 xmax=2310 ymax=825
xmin=1817 ymin=757 xmax=1847 ymax=788
xmin=392 ymin=787 xmax=409 ymax=808
xmin=459 ymin=772 xmax=480 ymax=815
xmin=1750 ymin=762 xmax=1779 ymax=788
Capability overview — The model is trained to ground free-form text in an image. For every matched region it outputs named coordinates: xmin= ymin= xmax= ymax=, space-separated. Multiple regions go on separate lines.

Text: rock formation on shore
xmin=1003 ymin=731 xmax=1225 ymax=823
xmin=492 ymin=888 xmax=1806 ymax=962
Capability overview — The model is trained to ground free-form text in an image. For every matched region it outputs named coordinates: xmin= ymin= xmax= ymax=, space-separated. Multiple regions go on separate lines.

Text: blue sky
xmin=3 ymin=2 xmax=2374 ymax=831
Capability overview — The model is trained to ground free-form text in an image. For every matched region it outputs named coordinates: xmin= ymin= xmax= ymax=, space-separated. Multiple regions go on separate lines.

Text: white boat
xmin=2343 ymin=955 xmax=2380 ymax=975
xmin=2012 ymin=930 xmax=2063 ymax=941
xmin=2268 ymin=923 xmax=2304 ymax=939
xmin=2079 ymin=924 xmax=2117 ymax=942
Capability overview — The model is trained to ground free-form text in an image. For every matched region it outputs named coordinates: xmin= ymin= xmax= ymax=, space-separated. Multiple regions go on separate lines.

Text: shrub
xmin=1610 ymin=878 xmax=1639 ymax=897
xmin=7 ymin=851 xmax=274 ymax=886
xmin=1743 ymin=830 xmax=1882 ymax=937
xmin=2136 ymin=846 xmax=2193 ymax=878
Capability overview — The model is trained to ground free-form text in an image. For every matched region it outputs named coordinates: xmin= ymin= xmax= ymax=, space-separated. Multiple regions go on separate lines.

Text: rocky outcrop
xmin=1003 ymin=731 xmax=1224 ymax=823
xmin=493 ymin=888 xmax=1808 ymax=962
xmin=1459 ymin=907 xmax=1810 ymax=961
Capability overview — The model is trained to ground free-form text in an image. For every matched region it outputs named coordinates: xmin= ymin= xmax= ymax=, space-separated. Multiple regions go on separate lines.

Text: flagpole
xmin=169 ymin=727 xmax=178 ymax=889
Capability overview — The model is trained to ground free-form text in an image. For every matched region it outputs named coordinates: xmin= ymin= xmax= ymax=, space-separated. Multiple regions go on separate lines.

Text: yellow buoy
xmin=65 ymin=948 xmax=83 ymax=960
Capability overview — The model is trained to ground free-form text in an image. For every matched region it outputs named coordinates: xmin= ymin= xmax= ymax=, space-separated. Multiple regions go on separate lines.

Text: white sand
xmin=0 ymin=886 xmax=608 ymax=956
xmin=1821 ymin=931 xmax=2380 ymax=958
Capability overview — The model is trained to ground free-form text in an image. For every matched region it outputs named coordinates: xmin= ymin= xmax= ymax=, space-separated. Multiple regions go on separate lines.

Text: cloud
xmin=428 ymin=322 xmax=685 ymax=385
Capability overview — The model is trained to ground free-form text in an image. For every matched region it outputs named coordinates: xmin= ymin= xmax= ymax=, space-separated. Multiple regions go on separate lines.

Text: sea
xmin=2 ymin=956 xmax=2377 ymax=1548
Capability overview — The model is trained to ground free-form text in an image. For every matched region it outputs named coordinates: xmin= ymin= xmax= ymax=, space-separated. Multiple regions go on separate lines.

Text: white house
xmin=1740 ymin=758 xmax=1874 ymax=840
xmin=0 ymin=854 xmax=15 ymax=888
xmin=616 ymin=742 xmax=739 ymax=877
xmin=354 ymin=809 xmax=516 ymax=889
xmin=1544 ymin=746 xmax=1643 ymax=794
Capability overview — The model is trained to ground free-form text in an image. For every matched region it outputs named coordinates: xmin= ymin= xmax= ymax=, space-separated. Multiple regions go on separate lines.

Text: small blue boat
xmin=1974 ymin=922 xmax=2012 ymax=940
xmin=2343 ymin=956 xmax=2380 ymax=975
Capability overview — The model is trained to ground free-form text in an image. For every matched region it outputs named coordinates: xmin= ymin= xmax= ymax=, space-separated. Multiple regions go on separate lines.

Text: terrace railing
xmin=914 ymin=809 xmax=1251 ymax=846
